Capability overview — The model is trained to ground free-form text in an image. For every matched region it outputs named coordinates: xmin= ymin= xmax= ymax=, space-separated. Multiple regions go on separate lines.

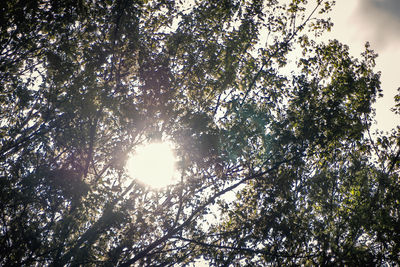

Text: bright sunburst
xmin=126 ymin=142 xmax=177 ymax=188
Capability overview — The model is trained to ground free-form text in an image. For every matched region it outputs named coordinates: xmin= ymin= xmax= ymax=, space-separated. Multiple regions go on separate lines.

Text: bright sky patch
xmin=126 ymin=142 xmax=177 ymax=188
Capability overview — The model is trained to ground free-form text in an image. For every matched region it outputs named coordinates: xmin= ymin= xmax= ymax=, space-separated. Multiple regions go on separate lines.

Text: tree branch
xmin=118 ymin=159 xmax=288 ymax=266
xmin=240 ymin=1 xmax=323 ymax=106
xmin=387 ymin=148 xmax=400 ymax=177
xmin=174 ymin=236 xmax=319 ymax=260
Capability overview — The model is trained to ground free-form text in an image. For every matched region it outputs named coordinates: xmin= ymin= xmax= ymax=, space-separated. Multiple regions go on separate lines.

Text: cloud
xmin=368 ymin=0 xmax=400 ymax=17
xmin=355 ymin=0 xmax=400 ymax=49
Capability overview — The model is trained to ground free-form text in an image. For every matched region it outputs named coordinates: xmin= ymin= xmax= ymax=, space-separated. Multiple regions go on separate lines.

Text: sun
xmin=126 ymin=142 xmax=177 ymax=188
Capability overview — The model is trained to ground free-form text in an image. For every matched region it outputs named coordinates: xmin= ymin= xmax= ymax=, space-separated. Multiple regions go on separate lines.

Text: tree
xmin=1 ymin=0 xmax=399 ymax=265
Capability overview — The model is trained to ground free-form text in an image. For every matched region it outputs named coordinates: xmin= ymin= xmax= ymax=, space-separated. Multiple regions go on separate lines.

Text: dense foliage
xmin=1 ymin=0 xmax=399 ymax=265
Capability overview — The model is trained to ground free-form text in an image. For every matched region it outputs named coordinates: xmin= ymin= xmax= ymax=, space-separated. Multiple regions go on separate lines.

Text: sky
xmin=325 ymin=0 xmax=400 ymax=132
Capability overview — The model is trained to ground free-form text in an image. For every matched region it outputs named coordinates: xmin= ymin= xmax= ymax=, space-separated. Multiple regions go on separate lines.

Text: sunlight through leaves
xmin=126 ymin=142 xmax=177 ymax=188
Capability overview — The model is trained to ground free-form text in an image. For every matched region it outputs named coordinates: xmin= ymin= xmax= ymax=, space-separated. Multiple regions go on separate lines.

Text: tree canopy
xmin=1 ymin=0 xmax=399 ymax=265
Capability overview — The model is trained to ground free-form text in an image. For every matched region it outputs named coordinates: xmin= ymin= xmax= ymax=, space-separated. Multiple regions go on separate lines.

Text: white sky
xmin=325 ymin=0 xmax=400 ymax=132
